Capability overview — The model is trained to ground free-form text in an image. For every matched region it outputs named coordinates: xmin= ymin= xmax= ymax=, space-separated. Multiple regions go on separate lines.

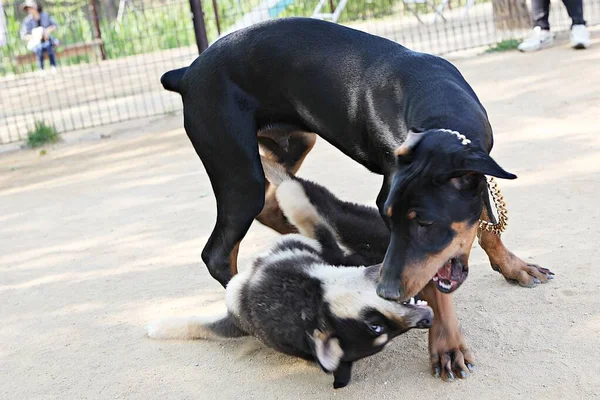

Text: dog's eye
xmin=367 ymin=324 xmax=384 ymax=335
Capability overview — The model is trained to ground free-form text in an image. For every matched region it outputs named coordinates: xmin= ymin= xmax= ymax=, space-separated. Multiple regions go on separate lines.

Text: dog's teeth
xmin=409 ymin=297 xmax=415 ymax=305
xmin=416 ymin=300 xmax=428 ymax=306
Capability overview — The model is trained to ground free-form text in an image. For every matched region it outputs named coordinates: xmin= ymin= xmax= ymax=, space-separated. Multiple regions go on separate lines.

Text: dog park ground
xmin=1 ymin=39 xmax=600 ymax=399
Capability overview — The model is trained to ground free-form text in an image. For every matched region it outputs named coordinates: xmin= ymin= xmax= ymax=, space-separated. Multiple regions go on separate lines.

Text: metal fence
xmin=1 ymin=0 xmax=599 ymax=144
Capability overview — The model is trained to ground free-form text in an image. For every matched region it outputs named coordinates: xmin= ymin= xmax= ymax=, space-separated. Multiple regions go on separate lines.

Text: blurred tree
xmin=492 ymin=0 xmax=531 ymax=30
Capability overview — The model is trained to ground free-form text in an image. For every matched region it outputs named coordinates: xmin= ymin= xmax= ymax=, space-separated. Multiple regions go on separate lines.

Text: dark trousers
xmin=33 ymin=41 xmax=57 ymax=70
xmin=532 ymin=0 xmax=586 ymax=29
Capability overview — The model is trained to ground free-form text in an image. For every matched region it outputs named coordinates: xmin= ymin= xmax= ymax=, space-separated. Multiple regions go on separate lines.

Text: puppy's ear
xmin=308 ymin=329 xmax=344 ymax=373
xmin=394 ymin=128 xmax=426 ymax=158
xmin=459 ymin=152 xmax=517 ymax=180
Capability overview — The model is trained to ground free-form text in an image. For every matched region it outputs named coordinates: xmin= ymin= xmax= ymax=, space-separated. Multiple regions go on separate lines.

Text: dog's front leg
xmin=419 ymin=282 xmax=474 ymax=381
xmin=479 ymin=208 xmax=554 ymax=287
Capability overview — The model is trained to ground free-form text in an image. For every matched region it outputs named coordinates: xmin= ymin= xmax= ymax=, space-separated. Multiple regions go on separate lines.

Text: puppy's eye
xmin=368 ymin=324 xmax=384 ymax=335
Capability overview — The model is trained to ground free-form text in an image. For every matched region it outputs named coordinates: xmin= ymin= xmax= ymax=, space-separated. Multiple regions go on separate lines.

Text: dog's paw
xmin=429 ymin=322 xmax=474 ymax=382
xmin=490 ymin=251 xmax=554 ymax=287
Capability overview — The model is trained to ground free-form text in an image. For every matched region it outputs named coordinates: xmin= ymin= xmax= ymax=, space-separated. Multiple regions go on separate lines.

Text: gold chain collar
xmin=478 ymin=176 xmax=508 ymax=239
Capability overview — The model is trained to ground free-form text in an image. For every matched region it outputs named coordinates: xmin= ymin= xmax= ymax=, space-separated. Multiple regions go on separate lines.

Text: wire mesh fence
xmin=1 ymin=0 xmax=599 ymax=144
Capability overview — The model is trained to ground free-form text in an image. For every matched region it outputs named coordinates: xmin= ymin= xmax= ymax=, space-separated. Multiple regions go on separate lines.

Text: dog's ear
xmin=459 ymin=152 xmax=517 ymax=180
xmin=308 ymin=329 xmax=344 ymax=372
xmin=394 ymin=128 xmax=426 ymax=158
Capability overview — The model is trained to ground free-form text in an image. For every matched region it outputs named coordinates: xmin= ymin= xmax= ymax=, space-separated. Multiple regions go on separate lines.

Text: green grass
xmin=485 ymin=38 xmax=521 ymax=53
xmin=26 ymin=121 xmax=60 ymax=148
xmin=0 ymin=0 xmax=199 ymax=75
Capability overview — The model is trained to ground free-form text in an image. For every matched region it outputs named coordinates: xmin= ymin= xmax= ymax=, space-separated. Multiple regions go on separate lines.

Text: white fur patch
xmin=308 ymin=265 xmax=413 ymax=322
xmin=313 ymin=331 xmax=344 ymax=372
xmin=260 ymin=157 xmax=290 ymax=186
xmin=373 ymin=333 xmax=389 ymax=347
xmin=146 ymin=313 xmax=226 ymax=340
xmin=275 ymin=181 xmax=354 ymax=257
xmin=225 ymin=268 xmax=254 ymax=316
xmin=275 ymin=233 xmax=322 ymax=253
xmin=275 ymin=180 xmax=327 ymax=239
xmin=259 ymin=248 xmax=320 ymax=266
xmin=226 ymin=236 xmax=322 ymax=315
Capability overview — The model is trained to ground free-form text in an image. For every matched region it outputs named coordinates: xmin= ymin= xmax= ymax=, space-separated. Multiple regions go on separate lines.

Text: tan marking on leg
xmin=229 ymin=241 xmax=241 ymax=276
xmin=256 ymin=183 xmax=297 ymax=234
xmin=419 ymin=282 xmax=473 ymax=381
xmin=479 ymin=208 xmax=553 ymax=286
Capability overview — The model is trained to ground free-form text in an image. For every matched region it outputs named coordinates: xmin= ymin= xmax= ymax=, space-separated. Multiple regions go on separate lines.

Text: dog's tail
xmin=261 ymin=156 xmax=293 ymax=186
xmin=160 ymin=67 xmax=188 ymax=94
xmin=147 ymin=312 xmax=247 ymax=340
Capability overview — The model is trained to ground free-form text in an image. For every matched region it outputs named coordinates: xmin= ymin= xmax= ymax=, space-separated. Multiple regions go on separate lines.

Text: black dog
xmin=161 ymin=17 xmax=553 ymax=380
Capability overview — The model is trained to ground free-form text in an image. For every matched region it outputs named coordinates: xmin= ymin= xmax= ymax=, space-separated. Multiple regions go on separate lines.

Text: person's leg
xmin=562 ymin=0 xmax=586 ymax=26
xmin=532 ymin=0 xmax=551 ymax=30
xmin=518 ymin=0 xmax=554 ymax=52
xmin=565 ymin=0 xmax=590 ymax=48
xmin=46 ymin=42 xmax=57 ymax=68
xmin=33 ymin=44 xmax=44 ymax=70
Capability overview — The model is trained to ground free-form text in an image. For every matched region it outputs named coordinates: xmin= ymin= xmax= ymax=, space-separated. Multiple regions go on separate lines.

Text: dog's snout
xmin=409 ymin=307 xmax=434 ymax=329
xmin=416 ymin=317 xmax=433 ymax=329
xmin=376 ymin=279 xmax=403 ymax=300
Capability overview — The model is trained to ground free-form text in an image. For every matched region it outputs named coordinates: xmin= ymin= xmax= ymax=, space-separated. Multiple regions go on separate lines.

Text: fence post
xmin=189 ymin=0 xmax=210 ymax=54
xmin=89 ymin=0 xmax=107 ymax=60
xmin=211 ymin=0 xmax=221 ymax=35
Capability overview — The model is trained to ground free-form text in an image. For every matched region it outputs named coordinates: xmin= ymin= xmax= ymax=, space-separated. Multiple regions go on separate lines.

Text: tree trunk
xmin=492 ymin=0 xmax=531 ymax=31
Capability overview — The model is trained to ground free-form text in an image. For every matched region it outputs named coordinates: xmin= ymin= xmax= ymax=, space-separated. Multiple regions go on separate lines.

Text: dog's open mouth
xmin=432 ymin=258 xmax=468 ymax=293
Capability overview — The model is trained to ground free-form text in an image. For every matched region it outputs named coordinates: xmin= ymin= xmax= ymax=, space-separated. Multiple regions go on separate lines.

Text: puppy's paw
xmin=332 ymin=361 xmax=353 ymax=389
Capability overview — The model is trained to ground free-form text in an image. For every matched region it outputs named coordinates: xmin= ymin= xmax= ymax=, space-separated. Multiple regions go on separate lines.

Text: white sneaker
xmin=570 ymin=25 xmax=590 ymax=49
xmin=518 ymin=27 xmax=554 ymax=52
xmin=50 ymin=66 xmax=57 ymax=73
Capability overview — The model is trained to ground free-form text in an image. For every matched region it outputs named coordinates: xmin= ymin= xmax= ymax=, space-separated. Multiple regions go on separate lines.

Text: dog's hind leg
xmin=257 ymin=129 xmax=317 ymax=234
xmin=183 ymin=91 xmax=265 ymax=287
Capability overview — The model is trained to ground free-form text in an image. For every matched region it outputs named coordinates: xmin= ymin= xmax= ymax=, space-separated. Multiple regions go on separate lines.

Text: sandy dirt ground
xmin=2 ymin=40 xmax=600 ymax=400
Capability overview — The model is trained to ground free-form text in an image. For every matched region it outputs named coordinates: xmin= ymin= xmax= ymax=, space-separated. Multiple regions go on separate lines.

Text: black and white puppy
xmin=261 ymin=156 xmax=389 ymax=268
xmin=147 ymin=234 xmax=432 ymax=389
xmin=261 ymin=156 xmax=462 ymax=291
